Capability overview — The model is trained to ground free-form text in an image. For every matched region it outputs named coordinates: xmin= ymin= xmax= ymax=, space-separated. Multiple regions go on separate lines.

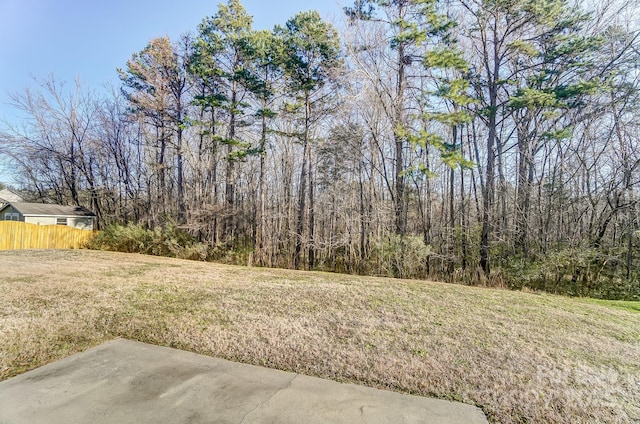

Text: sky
xmin=0 ymin=0 xmax=344 ymax=185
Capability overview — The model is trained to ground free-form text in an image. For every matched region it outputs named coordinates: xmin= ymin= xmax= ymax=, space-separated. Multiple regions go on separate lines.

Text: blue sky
xmin=0 ymin=0 xmax=343 ymax=185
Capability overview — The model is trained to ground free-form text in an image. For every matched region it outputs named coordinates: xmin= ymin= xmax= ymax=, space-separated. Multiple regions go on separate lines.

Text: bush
xmin=501 ymin=248 xmax=640 ymax=300
xmin=86 ymin=223 xmax=153 ymax=254
xmin=86 ymin=222 xmax=211 ymax=261
xmin=369 ymin=234 xmax=431 ymax=279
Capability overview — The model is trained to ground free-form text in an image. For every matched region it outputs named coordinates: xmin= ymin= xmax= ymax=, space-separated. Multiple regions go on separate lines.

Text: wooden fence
xmin=0 ymin=221 xmax=96 ymax=250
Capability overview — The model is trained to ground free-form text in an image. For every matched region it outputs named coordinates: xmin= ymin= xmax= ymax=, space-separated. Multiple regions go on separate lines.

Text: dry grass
xmin=1 ymin=250 xmax=639 ymax=423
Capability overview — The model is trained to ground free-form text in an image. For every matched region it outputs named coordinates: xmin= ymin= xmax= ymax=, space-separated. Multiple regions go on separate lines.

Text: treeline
xmin=2 ymin=0 xmax=640 ymax=299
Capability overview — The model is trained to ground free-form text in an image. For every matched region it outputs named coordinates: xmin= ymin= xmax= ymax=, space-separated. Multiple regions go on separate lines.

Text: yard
xmin=0 ymin=249 xmax=638 ymax=423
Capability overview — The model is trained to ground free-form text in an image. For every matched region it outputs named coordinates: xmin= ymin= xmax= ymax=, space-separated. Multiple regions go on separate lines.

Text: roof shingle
xmin=5 ymin=202 xmax=95 ymax=217
xmin=0 ymin=189 xmax=24 ymax=203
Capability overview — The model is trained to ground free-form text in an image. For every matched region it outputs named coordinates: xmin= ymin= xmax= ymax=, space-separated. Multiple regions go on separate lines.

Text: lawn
xmin=0 ymin=249 xmax=638 ymax=423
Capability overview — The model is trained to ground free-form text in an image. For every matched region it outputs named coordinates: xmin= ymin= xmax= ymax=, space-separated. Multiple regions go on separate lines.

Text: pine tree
xmin=277 ymin=11 xmax=341 ymax=269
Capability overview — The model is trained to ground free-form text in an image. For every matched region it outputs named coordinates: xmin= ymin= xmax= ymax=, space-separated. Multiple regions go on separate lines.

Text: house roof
xmin=0 ymin=189 xmax=24 ymax=203
xmin=2 ymin=202 xmax=95 ymax=217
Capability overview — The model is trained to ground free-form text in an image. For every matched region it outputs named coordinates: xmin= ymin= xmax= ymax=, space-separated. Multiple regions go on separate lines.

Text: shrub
xmin=369 ymin=234 xmax=432 ymax=279
xmin=501 ymin=247 xmax=640 ymax=300
xmin=86 ymin=222 xmax=211 ymax=261
xmin=86 ymin=223 xmax=153 ymax=254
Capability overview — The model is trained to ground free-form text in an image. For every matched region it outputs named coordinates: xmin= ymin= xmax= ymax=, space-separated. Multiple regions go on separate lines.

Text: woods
xmin=2 ymin=0 xmax=640 ymax=299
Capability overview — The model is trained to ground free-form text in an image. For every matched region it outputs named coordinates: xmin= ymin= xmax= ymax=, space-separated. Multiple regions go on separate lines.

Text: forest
xmin=1 ymin=0 xmax=639 ymax=299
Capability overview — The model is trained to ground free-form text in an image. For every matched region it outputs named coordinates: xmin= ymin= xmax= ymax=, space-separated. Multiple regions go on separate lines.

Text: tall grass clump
xmin=86 ymin=222 xmax=209 ymax=261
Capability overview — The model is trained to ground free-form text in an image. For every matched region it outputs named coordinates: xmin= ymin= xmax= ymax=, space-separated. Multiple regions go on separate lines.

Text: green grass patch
xmin=581 ymin=298 xmax=640 ymax=313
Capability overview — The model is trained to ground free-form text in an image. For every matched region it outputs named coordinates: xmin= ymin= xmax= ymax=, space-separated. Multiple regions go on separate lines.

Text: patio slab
xmin=0 ymin=339 xmax=488 ymax=424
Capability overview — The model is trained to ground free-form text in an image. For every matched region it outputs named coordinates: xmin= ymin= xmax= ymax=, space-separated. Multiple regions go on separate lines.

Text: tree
xmin=344 ymin=0 xmax=419 ymax=239
xmin=420 ymin=29 xmax=475 ymax=274
xmin=247 ymin=29 xmax=284 ymax=265
xmin=345 ymin=0 xmax=466 ymax=276
xmin=458 ymin=0 xmax=604 ymax=272
xmin=277 ymin=10 xmax=341 ymax=269
xmin=2 ymin=78 xmax=96 ymax=206
xmin=0 ymin=78 xmax=150 ymax=227
xmin=505 ymin=2 xmax=602 ymax=257
xmin=119 ymin=36 xmax=191 ymax=224
xmin=194 ymin=0 xmax=256 ymax=242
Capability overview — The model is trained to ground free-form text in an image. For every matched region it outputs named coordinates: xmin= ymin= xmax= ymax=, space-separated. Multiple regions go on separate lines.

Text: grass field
xmin=1 ymin=250 xmax=638 ymax=423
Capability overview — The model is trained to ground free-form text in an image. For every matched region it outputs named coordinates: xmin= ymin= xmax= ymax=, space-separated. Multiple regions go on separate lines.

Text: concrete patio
xmin=0 ymin=339 xmax=487 ymax=423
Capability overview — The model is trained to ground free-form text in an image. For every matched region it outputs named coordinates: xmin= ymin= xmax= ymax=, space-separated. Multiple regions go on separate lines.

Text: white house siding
xmin=23 ymin=216 xmax=94 ymax=229
xmin=24 ymin=216 xmax=57 ymax=226
xmin=68 ymin=217 xmax=94 ymax=230
xmin=0 ymin=203 xmax=95 ymax=229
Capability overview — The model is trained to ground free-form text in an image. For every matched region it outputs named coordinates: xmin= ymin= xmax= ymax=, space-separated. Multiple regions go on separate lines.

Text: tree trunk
xmin=308 ymin=146 xmax=316 ymax=270
xmin=256 ymin=107 xmax=267 ymax=266
xmin=176 ymin=105 xmax=185 ymax=225
xmin=294 ymin=141 xmax=308 ymax=269
xmin=516 ymin=127 xmax=531 ymax=257
xmin=294 ymin=91 xmax=311 ymax=269
xmin=224 ymin=88 xmax=237 ymax=242
xmin=480 ymin=104 xmax=496 ymax=275
xmin=394 ymin=42 xmax=406 ymax=237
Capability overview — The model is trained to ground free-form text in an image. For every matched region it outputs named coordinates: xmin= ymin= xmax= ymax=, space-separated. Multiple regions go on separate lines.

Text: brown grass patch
xmin=1 ymin=250 xmax=639 ymax=423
